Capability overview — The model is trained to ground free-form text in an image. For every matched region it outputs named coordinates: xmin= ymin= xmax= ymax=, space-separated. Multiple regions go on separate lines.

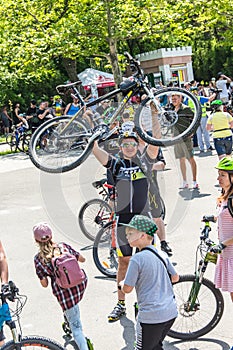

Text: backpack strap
xmin=141 ymin=247 xmax=172 ymax=283
xmin=111 ymin=157 xmax=126 ymax=184
xmin=227 ymin=195 xmax=233 ymax=218
xmin=213 ymin=128 xmax=230 ymax=132
xmin=133 ymin=154 xmax=157 ymax=191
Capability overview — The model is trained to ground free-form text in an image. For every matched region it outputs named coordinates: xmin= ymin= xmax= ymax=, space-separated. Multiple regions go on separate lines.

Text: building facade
xmin=136 ymin=46 xmax=194 ymax=87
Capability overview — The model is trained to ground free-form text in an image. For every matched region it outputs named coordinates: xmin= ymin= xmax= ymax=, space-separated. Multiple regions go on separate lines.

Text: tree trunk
xmin=108 ymin=38 xmax=122 ymax=88
xmin=62 ymin=57 xmax=78 ymax=82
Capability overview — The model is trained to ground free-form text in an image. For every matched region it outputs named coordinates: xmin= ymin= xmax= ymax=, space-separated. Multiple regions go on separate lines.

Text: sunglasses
xmin=121 ymin=142 xmax=138 ymax=148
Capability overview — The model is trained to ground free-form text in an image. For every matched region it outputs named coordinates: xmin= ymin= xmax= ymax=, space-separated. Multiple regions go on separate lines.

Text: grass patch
xmin=0 ymin=149 xmax=14 ymax=156
xmin=0 ymin=135 xmax=7 ymax=143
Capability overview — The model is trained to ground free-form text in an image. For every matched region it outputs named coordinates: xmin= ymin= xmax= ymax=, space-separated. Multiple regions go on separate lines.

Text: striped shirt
xmin=214 ymin=201 xmax=233 ymax=292
xmin=34 ymin=242 xmax=87 ymax=311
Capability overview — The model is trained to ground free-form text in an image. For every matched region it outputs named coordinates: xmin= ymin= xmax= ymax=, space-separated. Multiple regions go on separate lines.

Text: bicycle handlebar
xmin=123 ymin=51 xmax=144 ymax=78
xmin=1 ymin=281 xmax=19 ymax=302
xmin=200 ymin=216 xmax=216 ymax=248
xmin=56 ymin=81 xmax=82 ymax=94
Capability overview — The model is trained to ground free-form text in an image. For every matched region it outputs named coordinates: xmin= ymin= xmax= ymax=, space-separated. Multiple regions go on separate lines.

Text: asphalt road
xmin=0 ymin=145 xmax=233 ymax=350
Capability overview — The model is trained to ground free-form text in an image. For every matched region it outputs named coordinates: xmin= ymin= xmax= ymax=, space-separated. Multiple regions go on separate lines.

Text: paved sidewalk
xmin=0 ymin=144 xmax=233 ymax=350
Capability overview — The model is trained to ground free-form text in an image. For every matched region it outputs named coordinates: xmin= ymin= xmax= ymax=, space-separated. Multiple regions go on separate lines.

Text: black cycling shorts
xmin=148 ymin=190 xmax=163 ymax=218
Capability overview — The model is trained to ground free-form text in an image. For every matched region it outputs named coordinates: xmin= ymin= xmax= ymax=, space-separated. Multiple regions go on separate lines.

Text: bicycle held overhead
xmin=29 ymin=52 xmax=202 ymax=173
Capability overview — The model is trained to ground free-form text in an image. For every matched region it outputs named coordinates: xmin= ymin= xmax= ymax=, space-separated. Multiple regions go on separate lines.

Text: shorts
xmin=0 ymin=327 xmax=5 ymax=342
xmin=214 ymin=136 xmax=232 ymax=156
xmin=116 ymin=212 xmax=152 ymax=257
xmin=1 ymin=115 xmax=10 ymax=128
xmin=174 ymin=138 xmax=194 ymax=159
xmin=136 ymin=318 xmax=176 ymax=350
xmin=148 ymin=189 xmax=163 ymax=218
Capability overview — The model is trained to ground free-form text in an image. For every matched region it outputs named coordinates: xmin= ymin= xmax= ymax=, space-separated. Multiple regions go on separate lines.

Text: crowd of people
xmin=1 ymin=72 xmax=233 ymax=349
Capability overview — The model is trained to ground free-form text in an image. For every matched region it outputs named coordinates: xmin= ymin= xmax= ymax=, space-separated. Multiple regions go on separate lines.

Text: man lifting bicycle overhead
xmin=92 ymin=103 xmax=162 ymax=322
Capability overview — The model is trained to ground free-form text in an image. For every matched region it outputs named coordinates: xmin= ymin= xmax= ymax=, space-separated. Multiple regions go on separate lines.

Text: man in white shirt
xmin=216 ymin=72 xmax=232 ymax=103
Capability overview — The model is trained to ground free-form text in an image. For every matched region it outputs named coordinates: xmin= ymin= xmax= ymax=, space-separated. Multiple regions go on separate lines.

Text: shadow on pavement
xmin=166 ymin=337 xmax=230 ymax=350
xmin=80 ymin=245 xmax=93 ymax=251
xmin=178 ymin=188 xmax=211 ymax=201
xmin=94 ymin=275 xmax=116 ymax=282
xmin=120 ymin=315 xmax=135 ymax=350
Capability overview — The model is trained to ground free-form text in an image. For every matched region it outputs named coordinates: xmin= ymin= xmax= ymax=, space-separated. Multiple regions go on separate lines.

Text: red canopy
xmin=78 ymin=68 xmax=115 ymax=90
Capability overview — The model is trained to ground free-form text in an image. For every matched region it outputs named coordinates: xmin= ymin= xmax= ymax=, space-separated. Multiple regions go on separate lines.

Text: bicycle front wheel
xmin=79 ymin=199 xmax=112 ymax=241
xmin=29 ymin=115 xmax=92 ymax=173
xmin=93 ymin=221 xmax=118 ymax=278
xmin=1 ymin=336 xmax=64 ymax=350
xmin=160 ymin=196 xmax=166 ymax=221
xmin=135 ymin=87 xmax=202 ymax=147
xmin=168 ymin=274 xmax=224 ymax=340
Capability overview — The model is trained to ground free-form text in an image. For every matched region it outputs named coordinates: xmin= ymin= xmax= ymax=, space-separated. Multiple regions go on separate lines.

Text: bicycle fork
xmin=187 ymin=261 xmax=208 ymax=311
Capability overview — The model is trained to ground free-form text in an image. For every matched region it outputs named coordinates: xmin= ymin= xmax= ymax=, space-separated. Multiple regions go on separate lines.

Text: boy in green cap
xmin=119 ymin=215 xmax=179 ymax=350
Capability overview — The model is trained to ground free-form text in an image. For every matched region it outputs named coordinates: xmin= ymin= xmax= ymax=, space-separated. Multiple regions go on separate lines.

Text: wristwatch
xmin=118 ymin=285 xmax=122 ymax=290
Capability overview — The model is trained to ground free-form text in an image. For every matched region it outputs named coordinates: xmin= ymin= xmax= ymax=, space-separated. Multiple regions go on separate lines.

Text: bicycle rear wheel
xmin=29 ymin=115 xmax=92 ymax=173
xmin=1 ymin=336 xmax=64 ymax=350
xmin=21 ymin=132 xmax=32 ymax=153
xmin=79 ymin=198 xmax=112 ymax=241
xmin=135 ymin=87 xmax=202 ymax=147
xmin=168 ymin=274 xmax=224 ymax=340
xmin=6 ymin=134 xmax=18 ymax=152
xmin=93 ymin=221 xmax=118 ymax=278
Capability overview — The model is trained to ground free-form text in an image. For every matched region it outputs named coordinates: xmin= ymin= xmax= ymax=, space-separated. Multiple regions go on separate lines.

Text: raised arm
xmin=146 ymin=102 xmax=160 ymax=159
xmin=92 ymin=141 xmax=110 ymax=166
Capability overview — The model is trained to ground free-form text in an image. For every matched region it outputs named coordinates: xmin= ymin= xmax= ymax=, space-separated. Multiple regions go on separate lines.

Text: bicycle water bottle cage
xmin=119 ymin=79 xmax=138 ymax=93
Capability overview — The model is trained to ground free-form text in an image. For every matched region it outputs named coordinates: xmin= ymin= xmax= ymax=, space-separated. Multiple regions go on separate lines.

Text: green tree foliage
xmin=0 ymin=0 xmax=232 ymax=107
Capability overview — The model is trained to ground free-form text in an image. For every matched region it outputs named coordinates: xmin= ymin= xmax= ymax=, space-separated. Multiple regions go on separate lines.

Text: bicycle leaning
xmin=0 ymin=281 xmax=65 ymax=350
xmin=6 ymin=119 xmax=31 ymax=153
xmin=78 ymin=178 xmax=113 ymax=241
xmin=29 ymin=52 xmax=202 ymax=174
xmin=167 ymin=215 xmax=224 ymax=340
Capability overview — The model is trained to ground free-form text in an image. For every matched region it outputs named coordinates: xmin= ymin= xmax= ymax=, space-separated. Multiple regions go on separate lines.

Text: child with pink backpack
xmin=33 ymin=222 xmax=89 ymax=350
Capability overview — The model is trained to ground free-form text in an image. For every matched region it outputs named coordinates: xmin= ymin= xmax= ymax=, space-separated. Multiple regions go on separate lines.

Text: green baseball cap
xmin=121 ymin=215 xmax=157 ymax=236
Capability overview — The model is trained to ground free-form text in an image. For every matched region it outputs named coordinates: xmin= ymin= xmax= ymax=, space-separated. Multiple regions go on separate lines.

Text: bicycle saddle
xmin=92 ymin=178 xmax=107 ymax=188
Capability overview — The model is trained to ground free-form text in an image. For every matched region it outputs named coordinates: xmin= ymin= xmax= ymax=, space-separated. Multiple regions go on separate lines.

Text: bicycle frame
xmin=56 ymin=88 xmax=135 ymax=136
xmin=184 ymin=219 xmax=217 ymax=312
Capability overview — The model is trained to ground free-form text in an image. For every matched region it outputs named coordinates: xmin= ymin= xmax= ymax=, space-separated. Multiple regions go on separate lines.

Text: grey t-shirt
xmin=124 ymin=245 xmax=178 ymax=323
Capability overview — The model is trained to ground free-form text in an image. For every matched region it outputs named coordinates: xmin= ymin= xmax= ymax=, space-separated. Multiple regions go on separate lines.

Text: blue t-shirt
xmin=124 ymin=245 xmax=178 ymax=323
xmin=66 ymin=103 xmax=80 ymax=116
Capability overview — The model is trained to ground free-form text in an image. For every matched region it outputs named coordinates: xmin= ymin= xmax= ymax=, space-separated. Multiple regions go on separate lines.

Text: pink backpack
xmin=51 ymin=244 xmax=86 ymax=289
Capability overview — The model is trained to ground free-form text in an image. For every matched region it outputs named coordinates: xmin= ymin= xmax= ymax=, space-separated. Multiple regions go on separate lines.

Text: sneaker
xmin=161 ymin=241 xmax=173 ymax=256
xmin=108 ymin=303 xmax=126 ymax=322
xmin=180 ymin=181 xmax=189 ymax=189
xmin=192 ymin=182 xmax=199 ymax=189
xmin=208 ymin=146 xmax=214 ymax=151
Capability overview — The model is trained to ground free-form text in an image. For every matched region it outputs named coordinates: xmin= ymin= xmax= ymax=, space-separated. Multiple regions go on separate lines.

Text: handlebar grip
xmin=202 ymin=215 xmax=216 ymax=223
